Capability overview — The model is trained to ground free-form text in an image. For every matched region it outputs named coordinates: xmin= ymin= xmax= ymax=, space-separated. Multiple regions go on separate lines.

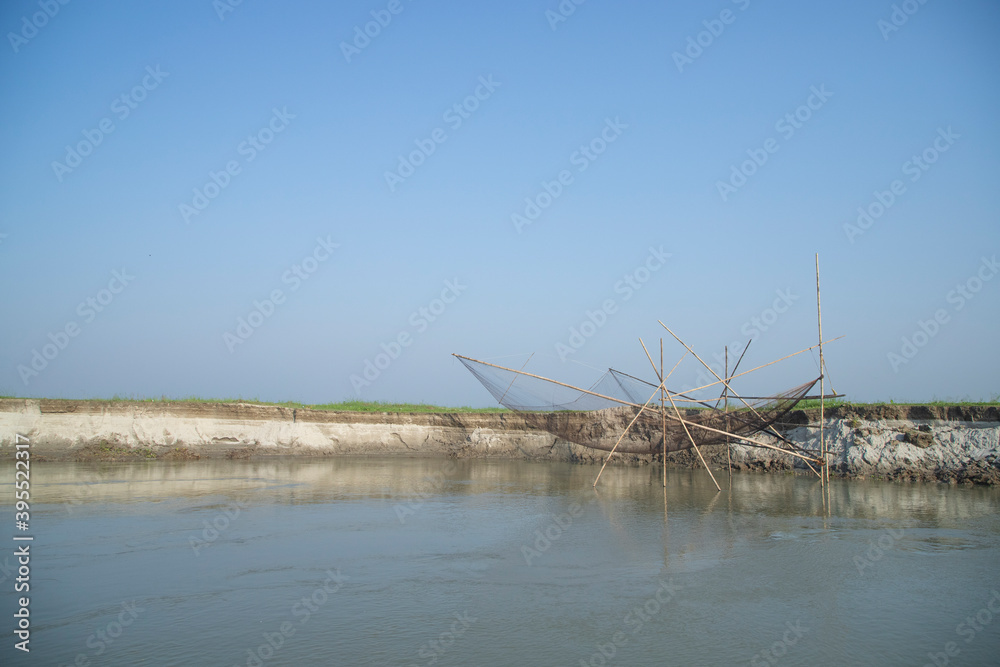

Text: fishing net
xmin=456 ymin=355 xmax=819 ymax=455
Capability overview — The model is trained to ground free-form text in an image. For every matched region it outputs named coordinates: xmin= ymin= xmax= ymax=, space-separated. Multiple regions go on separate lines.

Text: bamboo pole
xmin=661 ymin=338 xmax=667 ymax=489
xmin=634 ymin=349 xmax=687 ymax=389
xmin=660 ymin=324 xmax=809 ymax=448
xmin=816 ymin=254 xmax=827 ymax=488
xmin=664 ymin=387 xmax=722 ymax=492
xmin=638 ymin=337 xmax=670 ymax=489
xmin=596 ymin=364 xmax=839 ymax=402
xmin=456 ymin=342 xmax=844 ymax=404
xmin=593 ymin=382 xmax=664 ymax=487
xmin=498 ymin=352 xmax=533 ymax=405
xmin=638 ymin=338 xmax=659 ymax=380
xmin=715 ymin=341 xmax=749 ymax=406
xmin=661 ymin=323 xmax=783 ymax=418
xmin=648 ymin=336 xmax=843 ymax=396
xmin=660 ymin=409 xmax=822 ymax=464
xmin=454 ymin=354 xmax=644 ymax=408
xmin=725 ymin=346 xmax=732 ymax=484
xmin=658 ymin=326 xmax=825 ymax=475
xmin=455 ymin=353 xmax=823 ymax=465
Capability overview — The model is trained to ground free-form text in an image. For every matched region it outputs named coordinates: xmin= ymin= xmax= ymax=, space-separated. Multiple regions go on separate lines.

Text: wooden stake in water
xmin=661 ymin=338 xmax=667 ymax=489
xmin=639 ymin=338 xmax=681 ymax=490
xmin=725 ymin=346 xmax=732 ymax=484
xmin=664 ymin=388 xmax=722 ymax=492
xmin=816 ymin=254 xmax=826 ymax=489
xmin=593 ymin=381 xmax=664 ymax=487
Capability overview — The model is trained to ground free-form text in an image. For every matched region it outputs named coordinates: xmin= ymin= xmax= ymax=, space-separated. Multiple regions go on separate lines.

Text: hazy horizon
xmin=2 ymin=0 xmax=998 ymax=407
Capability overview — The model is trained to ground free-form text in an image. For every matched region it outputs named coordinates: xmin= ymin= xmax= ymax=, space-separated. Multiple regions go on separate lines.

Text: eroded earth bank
xmin=1 ymin=399 xmax=998 ymax=484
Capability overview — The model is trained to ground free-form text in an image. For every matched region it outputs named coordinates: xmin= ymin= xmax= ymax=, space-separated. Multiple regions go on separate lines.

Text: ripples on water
xmin=1 ymin=459 xmax=998 ymax=666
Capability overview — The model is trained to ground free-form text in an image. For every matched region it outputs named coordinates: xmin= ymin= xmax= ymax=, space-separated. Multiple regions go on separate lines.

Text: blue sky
xmin=1 ymin=0 xmax=998 ymax=406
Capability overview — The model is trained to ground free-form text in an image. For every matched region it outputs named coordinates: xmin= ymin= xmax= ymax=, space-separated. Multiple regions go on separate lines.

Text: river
xmin=1 ymin=459 xmax=998 ymax=666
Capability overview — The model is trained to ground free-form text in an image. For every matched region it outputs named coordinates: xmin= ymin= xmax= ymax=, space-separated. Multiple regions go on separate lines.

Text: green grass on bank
xmin=126 ymin=396 xmax=511 ymax=413
xmin=1 ymin=394 xmax=996 ymax=413
xmin=796 ymin=396 xmax=999 ymax=409
xmin=0 ymin=394 xmax=510 ymax=414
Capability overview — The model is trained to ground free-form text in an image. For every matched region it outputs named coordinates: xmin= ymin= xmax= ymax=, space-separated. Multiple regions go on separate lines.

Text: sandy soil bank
xmin=1 ymin=399 xmax=997 ymax=484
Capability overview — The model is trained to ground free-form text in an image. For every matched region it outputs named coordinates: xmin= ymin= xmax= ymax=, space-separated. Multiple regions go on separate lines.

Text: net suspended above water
xmin=455 ymin=354 xmax=820 ymax=456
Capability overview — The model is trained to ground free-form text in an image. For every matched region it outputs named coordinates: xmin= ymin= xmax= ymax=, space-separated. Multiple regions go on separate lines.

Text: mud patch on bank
xmin=75 ymin=440 xmax=201 ymax=462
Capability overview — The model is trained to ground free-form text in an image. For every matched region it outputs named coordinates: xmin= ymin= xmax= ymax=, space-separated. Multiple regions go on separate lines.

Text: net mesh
xmin=457 ymin=356 xmax=819 ymax=455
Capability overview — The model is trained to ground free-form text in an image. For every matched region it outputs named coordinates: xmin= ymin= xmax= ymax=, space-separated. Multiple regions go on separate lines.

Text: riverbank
xmin=1 ymin=399 xmax=997 ymax=484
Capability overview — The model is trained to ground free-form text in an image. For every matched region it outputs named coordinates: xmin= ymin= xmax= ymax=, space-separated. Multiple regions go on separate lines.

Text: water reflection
xmin=0 ymin=460 xmax=997 ymax=666
xmin=7 ymin=458 xmax=997 ymax=525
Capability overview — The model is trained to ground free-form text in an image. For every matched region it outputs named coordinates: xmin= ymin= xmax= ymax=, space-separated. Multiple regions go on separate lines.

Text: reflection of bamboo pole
xmin=664 ymin=388 xmax=721 ymax=492
xmin=593 ymin=382 xmax=664 ymax=487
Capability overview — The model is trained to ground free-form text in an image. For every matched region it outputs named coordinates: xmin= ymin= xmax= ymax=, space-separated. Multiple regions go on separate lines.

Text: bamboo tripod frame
xmin=456 ymin=258 xmax=840 ymax=494
xmin=591 ymin=335 xmax=826 ymax=488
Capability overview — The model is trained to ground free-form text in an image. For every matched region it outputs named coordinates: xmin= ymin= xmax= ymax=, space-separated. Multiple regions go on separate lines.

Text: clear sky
xmin=2 ymin=0 xmax=998 ymax=406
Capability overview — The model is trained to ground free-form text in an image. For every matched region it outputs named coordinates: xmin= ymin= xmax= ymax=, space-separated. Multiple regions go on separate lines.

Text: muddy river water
xmin=1 ymin=459 xmax=998 ymax=666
